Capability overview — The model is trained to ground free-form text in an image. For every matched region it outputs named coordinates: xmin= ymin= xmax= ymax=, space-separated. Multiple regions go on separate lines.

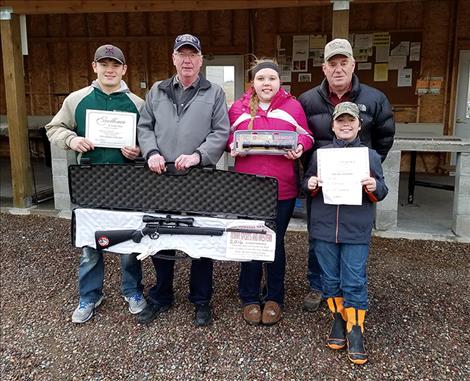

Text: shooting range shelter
xmin=1 ymin=0 xmax=470 ymax=237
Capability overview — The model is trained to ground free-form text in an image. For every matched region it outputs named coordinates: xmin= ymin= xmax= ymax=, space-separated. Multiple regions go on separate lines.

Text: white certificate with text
xmin=85 ymin=109 xmax=136 ymax=148
xmin=317 ymin=147 xmax=369 ymax=205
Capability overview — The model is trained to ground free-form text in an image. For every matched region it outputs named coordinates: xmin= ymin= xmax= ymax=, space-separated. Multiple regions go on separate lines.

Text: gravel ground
xmin=1 ymin=213 xmax=469 ymax=381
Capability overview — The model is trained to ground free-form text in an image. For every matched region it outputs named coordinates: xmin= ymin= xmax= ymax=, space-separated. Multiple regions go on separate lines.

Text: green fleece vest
xmin=75 ymin=87 xmax=140 ymax=164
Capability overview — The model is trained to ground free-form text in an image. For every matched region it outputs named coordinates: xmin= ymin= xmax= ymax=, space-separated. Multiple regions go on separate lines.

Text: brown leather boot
xmin=345 ymin=307 xmax=368 ymax=365
xmin=262 ymin=301 xmax=282 ymax=325
xmin=326 ymin=297 xmax=347 ymax=350
xmin=242 ymin=304 xmax=261 ymax=325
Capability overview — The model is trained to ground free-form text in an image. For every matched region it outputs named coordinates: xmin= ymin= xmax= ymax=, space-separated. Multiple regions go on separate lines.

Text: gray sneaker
xmin=303 ymin=290 xmax=323 ymax=312
xmin=71 ymin=296 xmax=103 ymax=323
xmin=124 ymin=293 xmax=147 ymax=314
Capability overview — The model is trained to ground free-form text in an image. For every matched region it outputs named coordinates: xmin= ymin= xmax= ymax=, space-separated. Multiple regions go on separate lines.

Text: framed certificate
xmin=85 ymin=109 xmax=137 ymax=148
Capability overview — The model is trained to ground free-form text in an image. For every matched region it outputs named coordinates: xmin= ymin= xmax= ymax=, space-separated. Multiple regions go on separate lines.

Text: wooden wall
xmin=0 ymin=2 xmax=454 ymax=118
xmin=0 ymin=0 xmax=466 ymax=172
xmin=3 ymin=11 xmax=246 ymax=115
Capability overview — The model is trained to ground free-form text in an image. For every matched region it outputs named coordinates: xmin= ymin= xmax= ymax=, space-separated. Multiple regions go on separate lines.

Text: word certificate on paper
xmin=317 ymin=147 xmax=369 ymax=205
xmin=85 ymin=109 xmax=136 ymax=148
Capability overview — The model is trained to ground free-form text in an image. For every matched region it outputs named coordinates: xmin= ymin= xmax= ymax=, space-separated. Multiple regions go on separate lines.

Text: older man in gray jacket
xmin=137 ymin=34 xmax=230 ymax=327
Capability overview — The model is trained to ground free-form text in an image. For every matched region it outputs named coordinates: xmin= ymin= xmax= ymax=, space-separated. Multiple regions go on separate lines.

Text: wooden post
xmin=1 ymin=14 xmax=32 ymax=208
xmin=332 ymin=1 xmax=350 ymax=39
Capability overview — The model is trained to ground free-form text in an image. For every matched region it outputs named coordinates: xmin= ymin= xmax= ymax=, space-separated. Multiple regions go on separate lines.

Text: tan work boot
xmin=303 ymin=290 xmax=322 ymax=312
xmin=345 ymin=307 xmax=368 ymax=365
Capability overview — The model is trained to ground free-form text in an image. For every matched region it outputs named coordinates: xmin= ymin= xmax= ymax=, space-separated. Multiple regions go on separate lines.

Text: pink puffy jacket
xmin=228 ymin=88 xmax=314 ymax=200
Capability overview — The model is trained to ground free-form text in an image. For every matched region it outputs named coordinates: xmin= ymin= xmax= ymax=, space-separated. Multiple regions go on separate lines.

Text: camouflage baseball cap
xmin=324 ymin=38 xmax=353 ymax=62
xmin=332 ymin=102 xmax=360 ymax=120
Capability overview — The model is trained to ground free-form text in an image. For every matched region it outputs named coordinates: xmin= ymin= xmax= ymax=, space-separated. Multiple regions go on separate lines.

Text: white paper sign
xmin=85 ymin=109 xmax=137 ymax=148
xmin=280 ymin=64 xmax=292 ymax=83
xmin=292 ymin=35 xmax=309 ymax=60
xmin=398 ymin=68 xmax=413 ymax=87
xmin=375 ymin=46 xmax=390 ymax=63
xmin=410 ymin=42 xmax=421 ymax=61
xmin=358 ymin=62 xmax=372 ymax=70
xmin=391 ymin=41 xmax=410 ymax=56
xmin=355 ymin=34 xmax=373 ymax=49
xmin=226 ymin=223 xmax=276 ymax=262
xmin=388 ymin=55 xmax=407 ymax=70
xmin=317 ymin=147 xmax=369 ymax=205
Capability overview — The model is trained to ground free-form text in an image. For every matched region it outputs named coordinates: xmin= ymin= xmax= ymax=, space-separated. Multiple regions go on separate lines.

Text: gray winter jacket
xmin=137 ymin=75 xmax=230 ymax=166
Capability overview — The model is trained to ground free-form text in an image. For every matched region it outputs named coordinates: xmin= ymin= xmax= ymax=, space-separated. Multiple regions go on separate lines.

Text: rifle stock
xmin=95 ymin=229 xmax=140 ymax=250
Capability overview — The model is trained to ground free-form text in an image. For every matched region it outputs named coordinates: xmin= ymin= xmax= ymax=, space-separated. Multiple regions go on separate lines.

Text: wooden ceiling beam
xmin=0 ymin=0 xmax=427 ymax=15
xmin=2 ymin=1 xmax=324 ymax=14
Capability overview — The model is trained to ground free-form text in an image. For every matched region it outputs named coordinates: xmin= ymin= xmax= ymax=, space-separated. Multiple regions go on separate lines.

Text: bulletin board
xmin=276 ymin=31 xmax=422 ymax=106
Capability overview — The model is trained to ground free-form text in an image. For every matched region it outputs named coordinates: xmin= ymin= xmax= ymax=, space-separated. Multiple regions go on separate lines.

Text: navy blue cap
xmin=174 ymin=34 xmax=202 ymax=53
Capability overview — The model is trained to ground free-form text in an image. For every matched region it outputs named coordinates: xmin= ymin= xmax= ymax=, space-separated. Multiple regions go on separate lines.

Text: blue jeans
xmin=239 ymin=198 xmax=295 ymax=306
xmin=78 ymin=246 xmax=143 ymax=303
xmin=313 ymin=239 xmax=369 ymax=310
xmin=306 ymin=197 xmax=323 ymax=292
xmin=148 ymin=250 xmax=213 ymax=306
xmin=307 ymin=235 xmax=323 ymax=292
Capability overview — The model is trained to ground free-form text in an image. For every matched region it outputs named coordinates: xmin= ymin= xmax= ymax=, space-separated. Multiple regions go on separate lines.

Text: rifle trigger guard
xmin=150 ymin=232 xmax=160 ymax=240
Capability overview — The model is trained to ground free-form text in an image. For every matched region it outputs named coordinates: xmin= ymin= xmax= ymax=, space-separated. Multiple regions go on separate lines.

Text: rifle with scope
xmin=95 ymin=214 xmax=267 ymax=250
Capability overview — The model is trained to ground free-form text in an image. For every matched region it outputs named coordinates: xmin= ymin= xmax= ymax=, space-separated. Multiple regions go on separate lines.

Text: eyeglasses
xmin=174 ymin=52 xmax=202 ymax=60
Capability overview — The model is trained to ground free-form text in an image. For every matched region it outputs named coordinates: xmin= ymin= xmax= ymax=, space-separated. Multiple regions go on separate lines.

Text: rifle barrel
xmin=135 ymin=225 xmax=225 ymax=242
xmin=225 ymin=228 xmax=267 ymax=234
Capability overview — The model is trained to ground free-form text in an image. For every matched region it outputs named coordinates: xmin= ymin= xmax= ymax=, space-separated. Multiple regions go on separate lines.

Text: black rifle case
xmin=69 ymin=162 xmax=278 ymax=246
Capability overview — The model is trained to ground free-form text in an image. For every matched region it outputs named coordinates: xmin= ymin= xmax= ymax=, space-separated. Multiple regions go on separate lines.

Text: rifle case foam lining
xmin=68 ymin=163 xmax=278 ymax=221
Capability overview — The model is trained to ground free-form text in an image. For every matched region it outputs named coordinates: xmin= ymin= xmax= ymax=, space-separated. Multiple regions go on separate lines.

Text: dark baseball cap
xmin=174 ymin=34 xmax=202 ymax=53
xmin=94 ymin=44 xmax=126 ymax=64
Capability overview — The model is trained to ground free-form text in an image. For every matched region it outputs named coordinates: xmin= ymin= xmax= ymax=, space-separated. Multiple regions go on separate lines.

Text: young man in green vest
xmin=46 ymin=44 xmax=146 ymax=323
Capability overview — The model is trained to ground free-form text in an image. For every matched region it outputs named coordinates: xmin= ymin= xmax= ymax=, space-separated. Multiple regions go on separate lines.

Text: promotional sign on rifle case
xmin=69 ymin=163 xmax=278 ymax=261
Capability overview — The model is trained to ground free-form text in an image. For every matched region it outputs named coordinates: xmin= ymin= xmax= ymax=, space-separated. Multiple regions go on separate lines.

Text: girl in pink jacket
xmin=228 ymin=59 xmax=314 ymax=325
